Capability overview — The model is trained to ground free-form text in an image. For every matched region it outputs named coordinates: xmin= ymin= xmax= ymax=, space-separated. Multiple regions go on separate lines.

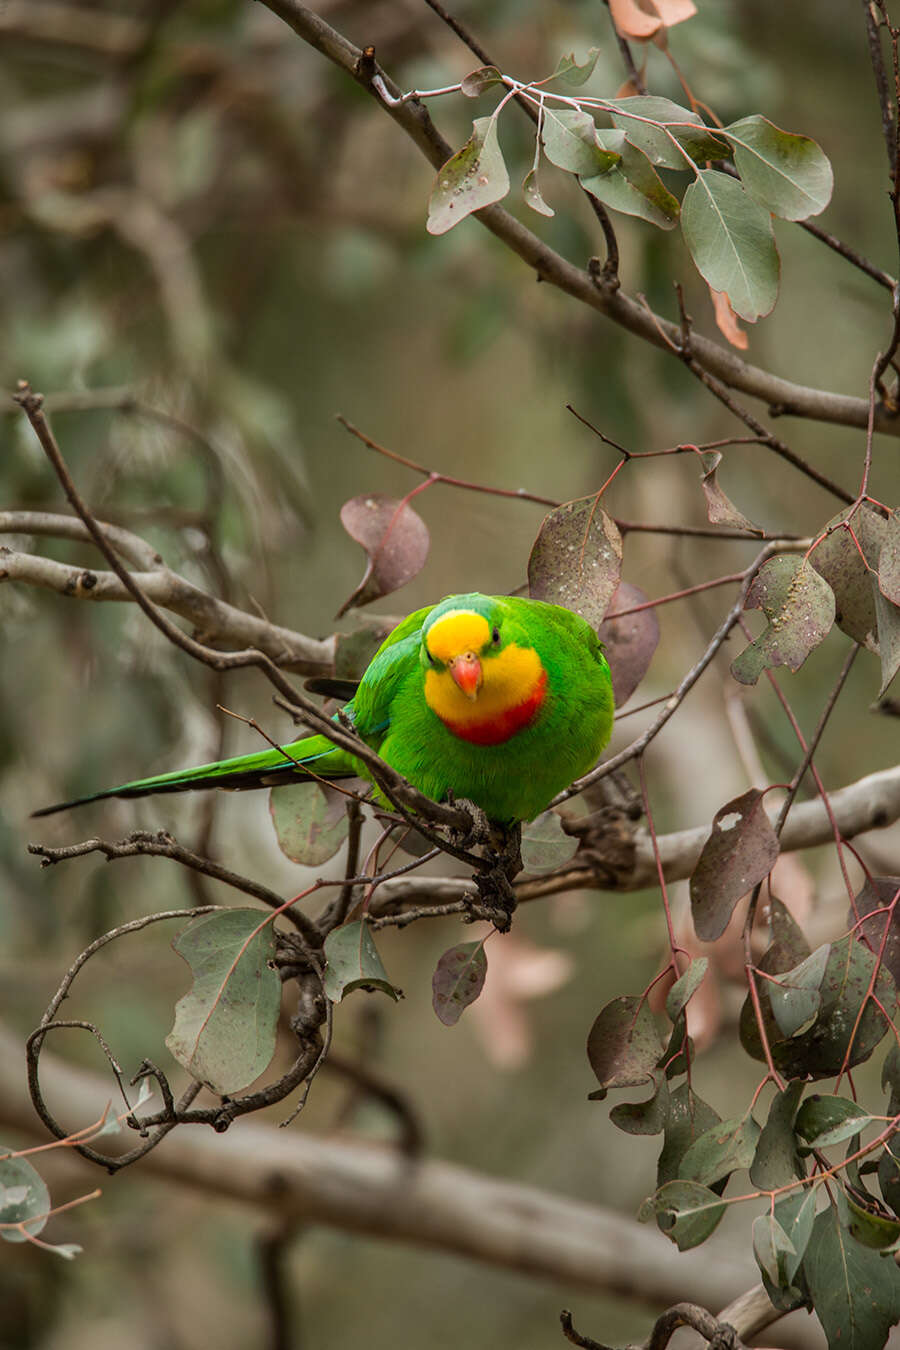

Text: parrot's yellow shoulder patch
xmin=425 ymin=610 xmax=490 ymax=663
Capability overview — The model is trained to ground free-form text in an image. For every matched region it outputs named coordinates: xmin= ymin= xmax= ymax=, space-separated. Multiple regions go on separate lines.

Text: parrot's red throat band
xmin=439 ymin=668 xmax=547 ymax=745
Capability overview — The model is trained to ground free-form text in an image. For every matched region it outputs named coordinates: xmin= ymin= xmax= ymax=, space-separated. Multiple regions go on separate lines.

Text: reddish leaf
xmin=597 ymin=581 xmax=660 ymax=705
xmin=730 ymin=556 xmax=835 ymax=685
xmin=851 ymin=876 xmax=900 ymax=986
xmin=608 ymin=0 xmax=695 ymax=40
xmin=690 ymin=789 xmax=780 ymax=941
xmin=810 ymin=506 xmax=887 ymax=652
xmin=432 ymin=941 xmax=487 ymax=1026
xmin=336 ymin=492 xmax=429 ymax=617
xmin=587 ymin=994 xmax=663 ymax=1092
xmin=528 ymin=496 xmax=623 ymax=627
xmin=710 ymin=287 xmax=748 ymax=350
xmin=698 ymin=451 xmax=761 ymax=533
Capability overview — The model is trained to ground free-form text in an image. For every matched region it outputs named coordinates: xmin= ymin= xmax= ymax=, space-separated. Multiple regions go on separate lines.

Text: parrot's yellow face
xmin=422 ymin=608 xmax=547 ymax=745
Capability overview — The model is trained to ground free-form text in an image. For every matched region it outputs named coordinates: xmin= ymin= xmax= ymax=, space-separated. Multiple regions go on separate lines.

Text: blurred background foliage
xmin=1 ymin=1 xmax=899 ymax=1347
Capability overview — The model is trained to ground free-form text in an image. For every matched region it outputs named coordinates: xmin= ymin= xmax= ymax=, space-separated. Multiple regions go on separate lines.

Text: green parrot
xmin=35 ymin=593 xmax=614 ymax=825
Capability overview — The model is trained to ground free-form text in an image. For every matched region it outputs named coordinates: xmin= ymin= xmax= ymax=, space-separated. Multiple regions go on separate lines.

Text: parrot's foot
xmin=448 ymin=796 xmax=495 ymax=850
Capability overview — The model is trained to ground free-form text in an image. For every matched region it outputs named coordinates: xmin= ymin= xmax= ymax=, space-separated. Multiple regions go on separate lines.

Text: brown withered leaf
xmin=710 ymin=287 xmax=749 ymax=350
xmin=690 ymin=789 xmax=780 ymax=941
xmin=698 ymin=451 xmax=762 ymax=534
xmin=597 ymin=581 xmax=660 ymax=705
xmin=608 ymin=0 xmax=696 ymax=40
xmin=336 ymin=492 xmax=429 ymax=617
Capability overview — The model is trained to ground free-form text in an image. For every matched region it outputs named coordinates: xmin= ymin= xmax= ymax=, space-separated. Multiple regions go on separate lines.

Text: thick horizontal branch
xmin=370 ymin=765 xmax=900 ymax=913
xmin=0 ymin=1023 xmax=804 ymax=1343
xmin=0 ymin=514 xmax=334 ymax=673
xmin=258 ymin=0 xmax=900 ymax=443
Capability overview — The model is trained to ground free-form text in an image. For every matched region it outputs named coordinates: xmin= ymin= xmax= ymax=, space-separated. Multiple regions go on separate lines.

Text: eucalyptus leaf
xmin=722 ymin=115 xmax=833 ymax=220
xmin=324 ymin=921 xmax=400 ymax=1003
xmin=681 ymin=169 xmax=780 ymax=322
xmin=528 ymin=496 xmax=623 ymax=626
xmin=541 ymin=107 xmax=619 ymax=178
xmin=606 ymin=96 xmax=732 ymax=169
xmin=581 ymin=133 xmax=680 ymax=229
xmin=521 ymin=809 xmax=579 ymax=874
xmin=432 ymin=941 xmax=487 ymax=1025
xmin=639 ymin=1179 xmax=726 ymax=1251
xmin=0 ymin=1152 xmax=49 ymax=1243
xmin=731 ymin=556 xmax=835 ymax=685
xmin=427 ymin=117 xmax=510 ymax=235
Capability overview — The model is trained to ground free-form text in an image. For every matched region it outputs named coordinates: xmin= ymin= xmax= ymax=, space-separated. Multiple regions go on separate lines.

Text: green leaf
xmin=520 ymin=809 xmax=579 ymax=874
xmin=541 ymin=107 xmax=619 ymax=178
xmin=657 ymin=1083 xmax=721 ymax=1187
xmin=679 ymin=1115 xmax=760 ymax=1186
xmin=528 ymin=496 xmax=623 ymax=627
xmin=606 ymin=96 xmax=732 ymax=169
xmin=681 ymin=169 xmax=780 ymax=322
xmin=722 ymin=115 xmax=833 ymax=220
xmin=587 ymin=995 xmax=663 ymax=1092
xmin=610 ymin=1074 xmax=669 ymax=1135
xmin=269 ymin=781 xmax=349 ymax=866
xmin=768 ymin=944 xmax=830 ymax=1038
xmin=844 ymin=1183 xmax=900 ymax=1251
xmin=775 ymin=1188 xmax=817 ymax=1283
xmin=549 ymin=48 xmax=601 ymax=87
xmin=690 ymin=788 xmax=780 ymax=941
xmin=581 ymin=132 xmax=680 ymax=229
xmin=323 ymin=921 xmax=400 ymax=1003
xmin=740 ymin=934 xmax=895 ymax=1079
xmin=166 ymin=909 xmax=281 ymax=1094
xmin=665 ymin=958 xmax=709 ymax=1023
xmin=804 ymin=1202 xmax=900 ymax=1349
xmin=460 ymin=66 xmax=503 ymax=98
xmin=795 ymin=1095 xmax=874 ymax=1150
xmin=639 ymin=1180 xmax=726 ymax=1251
xmin=730 ymin=556 xmax=835 ymax=685
xmin=522 ymin=167 xmax=554 ymax=217
xmin=753 ymin=1211 xmax=797 ymax=1287
xmin=427 ymin=117 xmax=510 ymax=236
xmin=432 ymin=941 xmax=487 ymax=1025
xmin=0 ymin=1152 xmax=50 ymax=1243
xmin=750 ymin=1081 xmax=805 ymax=1190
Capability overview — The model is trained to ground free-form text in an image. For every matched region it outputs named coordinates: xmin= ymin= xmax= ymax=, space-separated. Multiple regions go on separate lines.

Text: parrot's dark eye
xmin=491 ymin=627 xmax=501 ymax=645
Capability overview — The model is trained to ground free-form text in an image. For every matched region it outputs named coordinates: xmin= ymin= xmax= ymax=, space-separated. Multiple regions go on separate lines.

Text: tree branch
xmin=257 ymin=0 xmax=900 ymax=443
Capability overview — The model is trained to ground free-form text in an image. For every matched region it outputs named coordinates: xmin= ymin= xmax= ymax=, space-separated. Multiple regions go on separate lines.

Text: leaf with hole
xmin=730 ymin=556 xmax=835 ymax=685
xmin=337 ymin=492 xmax=430 ymax=616
xmin=690 ymin=788 xmax=780 ymax=941
xmin=597 ymin=581 xmax=660 ymax=706
xmin=460 ymin=66 xmax=503 ymax=98
xmin=427 ymin=117 xmax=510 ymax=235
xmin=722 ymin=115 xmax=833 ymax=220
xmin=528 ymin=497 xmax=623 ymax=627
xmin=324 ymin=921 xmax=400 ymax=1003
xmin=166 ymin=909 xmax=282 ymax=1094
xmin=587 ymin=994 xmax=663 ymax=1092
xmin=520 ymin=809 xmax=579 ymax=874
xmin=681 ymin=170 xmax=780 ymax=322
xmin=581 ymin=132 xmax=680 ymax=229
xmin=432 ymin=941 xmax=487 ymax=1026
xmin=541 ymin=108 xmax=619 ymax=178
xmin=269 ymin=782 xmax=349 ymax=866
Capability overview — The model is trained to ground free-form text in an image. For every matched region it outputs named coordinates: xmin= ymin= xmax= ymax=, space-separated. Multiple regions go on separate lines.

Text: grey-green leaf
xmin=427 ymin=117 xmax=510 ymax=235
xmin=681 ymin=170 xmax=780 ymax=322
xmin=166 ymin=909 xmax=282 ymax=1094
xmin=750 ymin=1080 xmax=805 ymax=1190
xmin=775 ymin=1188 xmax=817 ymax=1283
xmin=324 ymin=920 xmax=400 ymax=1003
xmin=606 ymin=96 xmax=732 ymax=169
xmin=665 ymin=958 xmax=709 ymax=1023
xmin=522 ymin=167 xmax=555 ymax=217
xmin=679 ymin=1115 xmax=760 ymax=1186
xmin=753 ymin=1212 xmax=797 ymax=1287
xmin=549 ymin=48 xmax=601 ymax=87
xmin=722 ymin=115 xmax=833 ymax=221
xmin=730 ymin=556 xmax=835 ymax=685
xmin=582 ymin=132 xmax=680 ymax=229
xmin=0 ymin=1152 xmax=50 ymax=1243
xmin=768 ymin=944 xmax=830 ymax=1038
xmin=795 ymin=1095 xmax=874 ymax=1151
xmin=269 ymin=781 xmax=349 ymax=866
xmin=541 ymin=108 xmax=620 ymax=178
xmin=521 ymin=809 xmax=579 ymax=874
xmin=810 ymin=506 xmax=887 ymax=652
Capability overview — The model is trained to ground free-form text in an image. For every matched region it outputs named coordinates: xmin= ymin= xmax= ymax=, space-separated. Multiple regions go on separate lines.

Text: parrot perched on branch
xmin=35 ymin=593 xmax=614 ymax=825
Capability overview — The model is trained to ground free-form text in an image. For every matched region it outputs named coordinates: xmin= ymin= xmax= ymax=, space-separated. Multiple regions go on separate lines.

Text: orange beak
xmin=448 ymin=651 xmax=482 ymax=701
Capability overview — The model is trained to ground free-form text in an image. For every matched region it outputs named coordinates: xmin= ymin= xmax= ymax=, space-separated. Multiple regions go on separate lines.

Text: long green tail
xmin=32 ymin=734 xmax=359 ymax=817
